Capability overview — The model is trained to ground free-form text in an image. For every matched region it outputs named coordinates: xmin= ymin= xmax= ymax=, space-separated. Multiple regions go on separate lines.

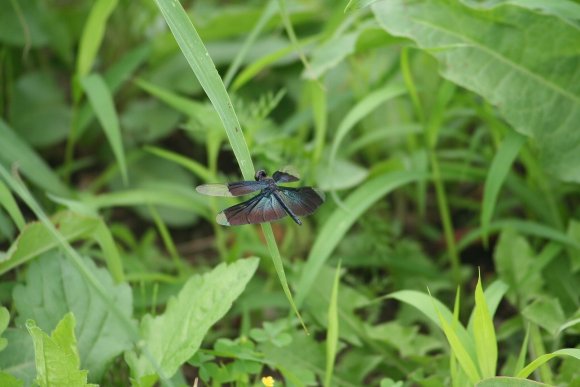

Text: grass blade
xmin=81 ymin=74 xmax=128 ymax=185
xmin=473 ymin=270 xmax=498 ymax=378
xmin=76 ymin=0 xmax=118 ymax=79
xmin=515 ymin=348 xmax=580 ymax=379
xmin=324 ymin=262 xmax=341 ymax=387
xmin=481 ymin=129 xmax=526 ymax=244
xmin=153 ymin=0 xmax=253 ymax=178
xmin=0 ymin=179 xmax=25 ymax=231
xmin=0 ymin=120 xmax=69 ymax=196
xmin=154 ymin=0 xmax=306 ymax=330
xmin=223 ymin=1 xmax=278 ymax=88
xmin=429 ymin=289 xmax=481 ymax=384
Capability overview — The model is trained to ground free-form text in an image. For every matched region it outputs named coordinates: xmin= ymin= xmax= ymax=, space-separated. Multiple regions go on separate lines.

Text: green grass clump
xmin=0 ymin=0 xmax=579 ymax=386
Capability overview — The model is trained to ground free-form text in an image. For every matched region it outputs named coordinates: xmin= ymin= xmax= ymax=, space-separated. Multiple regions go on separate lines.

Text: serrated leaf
xmin=125 ymin=258 xmax=259 ymax=379
xmin=373 ymin=0 xmax=580 ymax=182
xmin=26 ymin=313 xmax=97 ymax=387
xmin=13 ymin=252 xmax=134 ymax=381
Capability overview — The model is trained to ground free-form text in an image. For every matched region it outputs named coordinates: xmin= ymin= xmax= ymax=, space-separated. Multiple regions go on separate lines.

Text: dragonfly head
xmin=255 ymin=169 xmax=267 ymax=181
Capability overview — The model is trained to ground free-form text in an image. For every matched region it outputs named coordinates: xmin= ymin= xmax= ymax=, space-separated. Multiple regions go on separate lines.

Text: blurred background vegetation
xmin=0 ymin=0 xmax=579 ymax=386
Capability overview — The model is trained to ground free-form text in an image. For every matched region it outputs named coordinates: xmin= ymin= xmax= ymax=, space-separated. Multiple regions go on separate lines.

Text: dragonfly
xmin=196 ymin=169 xmax=324 ymax=226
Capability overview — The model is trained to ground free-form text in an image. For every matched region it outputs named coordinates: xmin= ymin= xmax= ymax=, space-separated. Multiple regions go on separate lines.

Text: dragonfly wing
xmin=273 ymin=170 xmax=300 ymax=183
xmin=217 ymin=193 xmax=289 ymax=226
xmin=196 ymin=181 xmax=268 ymax=197
xmin=277 ymin=187 xmax=325 ymax=216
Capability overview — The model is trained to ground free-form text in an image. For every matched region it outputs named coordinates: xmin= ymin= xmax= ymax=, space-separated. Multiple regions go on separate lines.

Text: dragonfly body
xmin=196 ymin=169 xmax=324 ymax=226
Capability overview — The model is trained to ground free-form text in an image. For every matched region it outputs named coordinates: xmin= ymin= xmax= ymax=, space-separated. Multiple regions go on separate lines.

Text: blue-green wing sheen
xmin=277 ymin=187 xmax=325 ymax=216
xmin=216 ymin=193 xmax=288 ymax=226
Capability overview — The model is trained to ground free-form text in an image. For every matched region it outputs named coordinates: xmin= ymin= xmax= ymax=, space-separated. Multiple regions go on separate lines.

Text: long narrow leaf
xmin=153 ymin=0 xmax=253 ymax=178
xmin=481 ymin=130 xmax=526 ymax=244
xmin=515 ymin=348 xmax=580 ymax=378
xmin=76 ymin=0 xmax=118 ymax=79
xmin=81 ymin=74 xmax=128 ymax=184
xmin=0 ymin=120 xmax=69 ymax=196
xmin=154 ymin=0 xmax=306 ymax=329
xmin=0 ymin=180 xmax=25 ymax=231
xmin=324 ymin=262 xmax=341 ymax=387
xmin=473 ymin=271 xmax=497 ymax=378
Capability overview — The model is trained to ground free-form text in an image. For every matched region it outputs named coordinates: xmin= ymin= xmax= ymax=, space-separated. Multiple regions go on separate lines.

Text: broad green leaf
xmin=0 ymin=180 xmax=24 ymax=231
xmin=125 ymin=258 xmax=259 ymax=379
xmin=0 ymin=120 xmax=69 ymax=196
xmin=522 ymin=297 xmax=566 ymax=335
xmin=295 ymin=171 xmax=426 ymax=306
xmin=260 ymin=334 xmax=323 ymax=386
xmin=473 ymin=272 xmax=497 ymax=378
xmin=481 ymin=130 xmax=526 ymax=243
xmin=367 ymin=321 xmax=440 ymax=358
xmin=0 ymin=328 xmax=35 ymax=384
xmin=10 ymin=72 xmax=71 ymax=147
xmin=476 ymin=376 xmax=550 ymax=386
xmin=316 ymin=158 xmax=368 ymax=191
xmin=493 ymin=229 xmax=543 ymax=304
xmin=466 ymin=0 xmax=580 ymax=23
xmin=516 ymin=348 xmax=580 ymax=379
xmin=373 ymin=0 xmax=580 ymax=182
xmin=0 ymin=211 xmax=100 ymax=276
xmin=324 ymin=263 xmax=341 ymax=387
xmin=76 ymin=0 xmax=118 ymax=78
xmin=81 ymin=74 xmax=128 ymax=184
xmin=14 ymin=252 xmax=134 ymax=381
xmin=345 ymin=0 xmax=379 ymax=13
xmin=0 ymin=372 xmax=23 ymax=387
xmin=0 ymin=307 xmax=8 ymax=352
xmin=26 ymin=313 xmax=97 ymax=387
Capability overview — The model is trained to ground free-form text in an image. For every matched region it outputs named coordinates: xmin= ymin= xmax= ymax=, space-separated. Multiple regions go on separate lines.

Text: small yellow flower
xmin=262 ymin=376 xmax=275 ymax=387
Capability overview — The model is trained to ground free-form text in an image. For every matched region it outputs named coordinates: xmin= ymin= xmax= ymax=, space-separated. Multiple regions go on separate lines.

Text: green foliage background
xmin=0 ymin=0 xmax=579 ymax=386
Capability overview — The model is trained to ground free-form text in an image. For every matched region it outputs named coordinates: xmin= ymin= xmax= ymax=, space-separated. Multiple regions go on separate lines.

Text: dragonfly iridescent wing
xmin=273 ymin=170 xmax=299 ymax=183
xmin=196 ymin=180 xmax=269 ymax=197
xmin=216 ymin=192 xmax=289 ymax=226
xmin=276 ymin=187 xmax=325 ymax=216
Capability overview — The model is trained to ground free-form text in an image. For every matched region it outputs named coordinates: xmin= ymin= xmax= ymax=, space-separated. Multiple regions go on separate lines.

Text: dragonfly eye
xmin=255 ymin=170 xmax=267 ymax=181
